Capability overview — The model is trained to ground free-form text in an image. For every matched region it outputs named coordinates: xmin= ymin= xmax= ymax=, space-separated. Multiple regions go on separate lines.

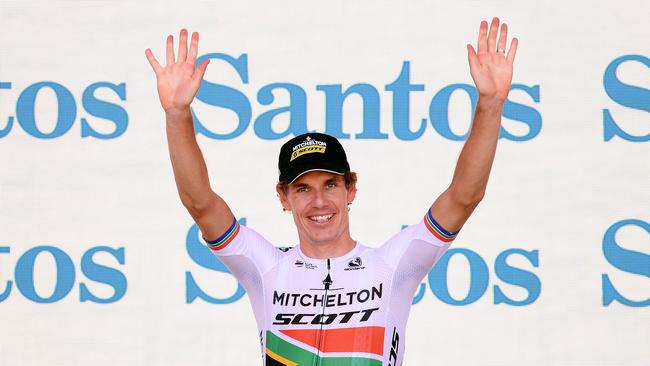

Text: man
xmin=146 ymin=17 xmax=517 ymax=365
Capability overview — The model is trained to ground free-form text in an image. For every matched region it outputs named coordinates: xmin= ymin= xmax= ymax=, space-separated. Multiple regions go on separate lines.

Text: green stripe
xmin=207 ymin=223 xmax=238 ymax=249
xmin=426 ymin=215 xmax=455 ymax=239
xmin=266 ymin=331 xmax=382 ymax=366
xmin=266 ymin=330 xmax=315 ymax=364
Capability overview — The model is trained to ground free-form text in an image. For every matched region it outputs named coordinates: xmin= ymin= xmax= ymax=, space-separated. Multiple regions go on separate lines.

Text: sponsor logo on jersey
xmin=294 ymin=259 xmax=317 ymax=269
xmin=290 ymin=136 xmax=327 ymax=161
xmin=345 ymin=256 xmax=365 ymax=271
xmin=388 ymin=327 xmax=400 ymax=366
xmin=277 ymin=247 xmax=292 ymax=252
xmin=272 ymin=307 xmax=380 ymax=325
xmin=273 ymin=284 xmax=382 ymax=308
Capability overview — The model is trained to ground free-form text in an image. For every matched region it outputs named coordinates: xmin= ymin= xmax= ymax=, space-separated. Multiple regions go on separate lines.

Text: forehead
xmin=291 ymin=171 xmax=343 ymax=186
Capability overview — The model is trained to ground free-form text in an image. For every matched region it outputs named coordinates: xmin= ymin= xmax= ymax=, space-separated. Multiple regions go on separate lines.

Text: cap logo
xmin=290 ymin=136 xmax=327 ymax=162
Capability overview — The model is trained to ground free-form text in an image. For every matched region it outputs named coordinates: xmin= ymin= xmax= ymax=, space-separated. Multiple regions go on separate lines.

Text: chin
xmin=298 ymin=215 xmax=348 ymax=246
xmin=305 ymin=232 xmax=337 ymax=245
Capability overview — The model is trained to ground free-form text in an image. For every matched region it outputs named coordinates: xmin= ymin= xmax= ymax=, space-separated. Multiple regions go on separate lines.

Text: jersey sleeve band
xmin=424 ymin=209 xmax=459 ymax=243
xmin=203 ymin=218 xmax=240 ymax=251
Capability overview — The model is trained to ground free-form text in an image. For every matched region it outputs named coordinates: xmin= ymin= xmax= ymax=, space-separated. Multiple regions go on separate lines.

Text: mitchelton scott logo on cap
xmin=290 ymin=136 xmax=327 ymax=162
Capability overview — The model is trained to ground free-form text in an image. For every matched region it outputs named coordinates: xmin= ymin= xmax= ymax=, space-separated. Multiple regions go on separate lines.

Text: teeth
xmin=309 ymin=214 xmax=333 ymax=222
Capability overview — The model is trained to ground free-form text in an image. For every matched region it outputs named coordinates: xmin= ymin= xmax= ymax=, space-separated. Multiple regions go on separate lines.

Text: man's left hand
xmin=467 ymin=17 xmax=518 ymax=104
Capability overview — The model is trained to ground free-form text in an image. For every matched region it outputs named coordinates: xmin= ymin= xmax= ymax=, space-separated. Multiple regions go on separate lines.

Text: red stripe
xmin=280 ymin=326 xmax=384 ymax=356
xmin=210 ymin=224 xmax=240 ymax=251
xmin=424 ymin=217 xmax=454 ymax=243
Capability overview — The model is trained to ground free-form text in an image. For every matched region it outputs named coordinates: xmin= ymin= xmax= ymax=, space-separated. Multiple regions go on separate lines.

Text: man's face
xmin=278 ymin=171 xmax=356 ymax=248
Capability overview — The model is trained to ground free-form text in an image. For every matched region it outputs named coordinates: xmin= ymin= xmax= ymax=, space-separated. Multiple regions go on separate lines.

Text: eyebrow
xmin=291 ymin=177 xmax=341 ymax=190
xmin=293 ymin=183 xmax=309 ymax=190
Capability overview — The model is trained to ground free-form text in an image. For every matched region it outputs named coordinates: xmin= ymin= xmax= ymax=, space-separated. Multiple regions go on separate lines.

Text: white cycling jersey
xmin=203 ymin=210 xmax=457 ymax=366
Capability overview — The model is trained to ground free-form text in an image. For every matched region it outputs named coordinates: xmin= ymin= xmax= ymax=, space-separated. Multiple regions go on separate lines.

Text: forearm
xmin=165 ymin=108 xmax=213 ymax=209
xmin=429 ymin=18 xmax=516 ymax=232
xmin=448 ymin=98 xmax=503 ymax=204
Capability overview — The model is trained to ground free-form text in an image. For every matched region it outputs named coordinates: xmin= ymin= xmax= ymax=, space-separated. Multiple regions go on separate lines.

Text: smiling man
xmin=146 ymin=16 xmax=517 ymax=366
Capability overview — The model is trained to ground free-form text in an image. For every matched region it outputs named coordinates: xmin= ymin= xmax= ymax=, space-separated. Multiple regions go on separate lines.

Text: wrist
xmin=476 ymin=97 xmax=505 ymax=112
xmin=165 ymin=107 xmax=192 ymax=121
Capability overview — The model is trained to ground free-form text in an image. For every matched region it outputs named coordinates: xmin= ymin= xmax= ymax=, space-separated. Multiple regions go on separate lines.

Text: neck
xmin=298 ymin=234 xmax=356 ymax=259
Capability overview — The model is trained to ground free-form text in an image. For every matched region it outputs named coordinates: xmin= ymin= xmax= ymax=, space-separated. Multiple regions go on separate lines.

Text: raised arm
xmin=430 ymin=17 xmax=518 ymax=233
xmin=145 ymin=29 xmax=234 ymax=241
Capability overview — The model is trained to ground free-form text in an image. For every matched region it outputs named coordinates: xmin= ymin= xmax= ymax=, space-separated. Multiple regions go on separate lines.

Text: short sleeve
xmin=201 ymin=218 xmax=286 ymax=276
xmin=375 ymin=211 xmax=459 ymax=336
xmin=201 ymin=219 xmax=285 ymax=332
xmin=422 ymin=208 xmax=460 ymax=244
xmin=202 ymin=218 xmax=246 ymax=255
xmin=376 ymin=210 xmax=459 ymax=277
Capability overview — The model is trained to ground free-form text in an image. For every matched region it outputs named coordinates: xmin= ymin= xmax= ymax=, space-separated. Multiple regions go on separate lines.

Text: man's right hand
xmin=145 ymin=29 xmax=210 ymax=114
xmin=145 ymin=29 xmax=235 ymax=242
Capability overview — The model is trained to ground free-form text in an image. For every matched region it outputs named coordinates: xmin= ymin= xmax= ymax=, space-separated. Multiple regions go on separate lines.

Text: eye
xmin=325 ymin=182 xmax=336 ymax=189
xmin=296 ymin=186 xmax=309 ymax=193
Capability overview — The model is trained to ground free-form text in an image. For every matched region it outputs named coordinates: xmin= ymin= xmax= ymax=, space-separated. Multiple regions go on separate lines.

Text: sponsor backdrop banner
xmin=1 ymin=0 xmax=649 ymax=365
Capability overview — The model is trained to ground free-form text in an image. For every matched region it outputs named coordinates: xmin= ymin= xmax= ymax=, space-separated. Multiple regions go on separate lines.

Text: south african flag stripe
xmin=424 ymin=210 xmax=458 ymax=243
xmin=204 ymin=218 xmax=240 ymax=251
xmin=266 ymin=328 xmax=383 ymax=366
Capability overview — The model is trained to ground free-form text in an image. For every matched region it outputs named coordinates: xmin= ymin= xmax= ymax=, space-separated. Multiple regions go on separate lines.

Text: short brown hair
xmin=277 ymin=171 xmax=357 ymax=195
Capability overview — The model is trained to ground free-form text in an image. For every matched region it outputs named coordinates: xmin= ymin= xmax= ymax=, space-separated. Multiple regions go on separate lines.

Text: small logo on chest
xmin=345 ymin=256 xmax=365 ymax=271
xmin=295 ymin=260 xmax=318 ymax=269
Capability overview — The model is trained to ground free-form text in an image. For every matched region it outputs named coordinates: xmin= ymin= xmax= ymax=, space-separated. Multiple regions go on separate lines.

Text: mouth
xmin=307 ymin=213 xmax=335 ymax=223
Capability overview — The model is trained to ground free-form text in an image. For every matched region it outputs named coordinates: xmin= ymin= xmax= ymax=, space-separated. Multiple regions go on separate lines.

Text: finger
xmin=467 ymin=44 xmax=479 ymax=70
xmin=497 ymin=23 xmax=508 ymax=54
xmin=477 ymin=20 xmax=488 ymax=54
xmin=487 ymin=17 xmax=499 ymax=53
xmin=187 ymin=32 xmax=199 ymax=64
xmin=178 ymin=29 xmax=188 ymax=63
xmin=506 ymin=37 xmax=519 ymax=64
xmin=145 ymin=49 xmax=163 ymax=74
xmin=166 ymin=35 xmax=175 ymax=66
xmin=191 ymin=58 xmax=210 ymax=86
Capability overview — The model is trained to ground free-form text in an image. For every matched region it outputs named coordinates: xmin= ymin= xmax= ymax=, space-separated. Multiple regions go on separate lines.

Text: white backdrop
xmin=1 ymin=0 xmax=649 ymax=365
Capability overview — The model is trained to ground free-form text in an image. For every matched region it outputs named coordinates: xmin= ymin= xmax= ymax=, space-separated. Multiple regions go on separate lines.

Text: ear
xmin=346 ymin=179 xmax=357 ymax=204
xmin=276 ymin=183 xmax=291 ymax=211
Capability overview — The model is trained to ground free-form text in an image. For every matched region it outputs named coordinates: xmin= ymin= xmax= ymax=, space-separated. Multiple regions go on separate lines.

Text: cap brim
xmin=289 ymin=168 xmax=345 ymax=184
xmin=283 ymin=159 xmax=348 ymax=184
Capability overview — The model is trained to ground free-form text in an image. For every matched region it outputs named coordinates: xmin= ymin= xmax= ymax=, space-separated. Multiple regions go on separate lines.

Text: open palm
xmin=467 ymin=18 xmax=518 ymax=102
xmin=145 ymin=29 xmax=210 ymax=113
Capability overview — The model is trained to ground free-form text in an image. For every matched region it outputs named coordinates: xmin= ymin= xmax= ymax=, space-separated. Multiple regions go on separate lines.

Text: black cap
xmin=278 ymin=132 xmax=350 ymax=184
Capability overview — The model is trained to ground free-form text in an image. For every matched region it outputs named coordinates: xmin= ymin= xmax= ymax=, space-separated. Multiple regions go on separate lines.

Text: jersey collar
xmin=295 ymin=241 xmax=365 ymax=265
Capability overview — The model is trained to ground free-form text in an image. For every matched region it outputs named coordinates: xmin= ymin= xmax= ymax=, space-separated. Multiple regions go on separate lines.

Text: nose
xmin=311 ymin=187 xmax=327 ymax=208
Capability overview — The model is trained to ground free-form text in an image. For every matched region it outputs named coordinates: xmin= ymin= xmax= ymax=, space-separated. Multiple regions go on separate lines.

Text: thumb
xmin=467 ymin=44 xmax=479 ymax=70
xmin=192 ymin=59 xmax=210 ymax=85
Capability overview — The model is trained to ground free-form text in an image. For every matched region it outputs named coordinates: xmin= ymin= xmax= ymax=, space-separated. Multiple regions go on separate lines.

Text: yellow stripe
xmin=266 ymin=348 xmax=298 ymax=366
xmin=290 ymin=145 xmax=326 ymax=161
